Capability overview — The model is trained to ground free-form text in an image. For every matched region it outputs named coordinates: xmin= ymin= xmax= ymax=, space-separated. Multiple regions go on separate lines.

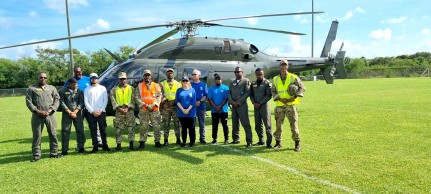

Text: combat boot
xmin=102 ymin=144 xmax=111 ymax=152
xmin=155 ymin=141 xmax=162 ymax=148
xmin=274 ymin=140 xmax=282 ymax=148
xmin=137 ymin=141 xmax=145 ymax=150
xmin=115 ymin=143 xmax=122 ymax=151
xmin=129 ymin=141 xmax=134 ymax=150
xmin=176 ymin=138 xmax=181 ymax=145
xmin=163 ymin=139 xmax=169 ymax=146
xmin=294 ymin=141 xmax=301 ymax=152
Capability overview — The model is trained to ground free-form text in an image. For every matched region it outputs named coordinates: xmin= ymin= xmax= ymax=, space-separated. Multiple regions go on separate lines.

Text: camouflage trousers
xmin=113 ymin=109 xmax=136 ymax=144
xmin=138 ymin=110 xmax=161 ymax=143
xmin=161 ymin=106 xmax=180 ymax=140
xmin=274 ymin=105 xmax=300 ymax=142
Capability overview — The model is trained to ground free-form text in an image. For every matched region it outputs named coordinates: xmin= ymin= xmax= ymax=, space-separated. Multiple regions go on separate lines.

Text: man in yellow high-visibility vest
xmin=160 ymin=68 xmax=182 ymax=146
xmin=271 ymin=60 xmax=305 ymax=152
xmin=109 ymin=72 xmax=136 ymax=151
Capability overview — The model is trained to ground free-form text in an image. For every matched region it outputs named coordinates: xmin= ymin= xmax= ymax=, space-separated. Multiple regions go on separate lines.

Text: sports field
xmin=0 ymin=77 xmax=430 ymax=193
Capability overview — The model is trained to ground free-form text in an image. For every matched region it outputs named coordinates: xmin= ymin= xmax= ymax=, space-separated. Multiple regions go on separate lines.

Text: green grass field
xmin=1 ymin=77 xmax=430 ymax=193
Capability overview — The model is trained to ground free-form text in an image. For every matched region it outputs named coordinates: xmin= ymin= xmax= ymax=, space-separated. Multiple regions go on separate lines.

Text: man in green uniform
xmin=110 ymin=72 xmax=136 ymax=151
xmin=228 ymin=67 xmax=253 ymax=147
xmin=25 ymin=72 xmax=60 ymax=162
xmin=59 ymin=77 xmax=86 ymax=155
xmin=250 ymin=68 xmax=273 ymax=148
xmin=160 ymin=68 xmax=181 ymax=146
xmin=272 ymin=60 xmax=305 ymax=152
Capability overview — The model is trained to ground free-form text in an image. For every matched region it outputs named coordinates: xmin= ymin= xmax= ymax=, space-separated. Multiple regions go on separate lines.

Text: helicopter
xmin=0 ymin=12 xmax=347 ymax=115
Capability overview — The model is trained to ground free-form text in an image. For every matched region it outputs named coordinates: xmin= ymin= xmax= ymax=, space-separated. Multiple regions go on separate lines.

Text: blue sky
xmin=0 ymin=0 xmax=430 ymax=60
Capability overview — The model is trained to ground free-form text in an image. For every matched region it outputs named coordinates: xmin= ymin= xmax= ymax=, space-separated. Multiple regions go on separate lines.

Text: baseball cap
xmin=166 ymin=68 xmax=174 ymax=73
xmin=143 ymin=70 xmax=151 ymax=76
xmin=89 ymin=73 xmax=98 ymax=79
xmin=182 ymin=76 xmax=190 ymax=81
xmin=280 ymin=59 xmax=289 ymax=66
xmin=214 ymin=73 xmax=222 ymax=80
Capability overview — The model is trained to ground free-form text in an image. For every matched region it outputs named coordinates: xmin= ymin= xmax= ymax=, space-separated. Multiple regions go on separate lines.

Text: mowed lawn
xmin=0 ymin=77 xmax=430 ymax=193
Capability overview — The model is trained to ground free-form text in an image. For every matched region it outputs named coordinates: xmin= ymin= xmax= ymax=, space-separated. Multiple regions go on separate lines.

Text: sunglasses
xmin=39 ymin=77 xmax=47 ymax=79
xmin=192 ymin=74 xmax=197 ymax=75
xmin=234 ymin=71 xmax=242 ymax=73
xmin=182 ymin=80 xmax=189 ymax=82
xmin=119 ymin=78 xmax=127 ymax=80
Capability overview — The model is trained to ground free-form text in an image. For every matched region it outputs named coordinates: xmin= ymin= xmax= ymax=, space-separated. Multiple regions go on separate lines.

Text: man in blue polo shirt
xmin=191 ymin=69 xmax=208 ymax=144
xmin=208 ymin=74 xmax=229 ymax=144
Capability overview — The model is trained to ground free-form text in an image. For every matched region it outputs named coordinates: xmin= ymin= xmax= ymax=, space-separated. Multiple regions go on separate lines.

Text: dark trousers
xmin=61 ymin=110 xmax=86 ymax=152
xmin=86 ymin=111 xmax=108 ymax=148
xmin=211 ymin=112 xmax=229 ymax=141
xmin=179 ymin=117 xmax=195 ymax=144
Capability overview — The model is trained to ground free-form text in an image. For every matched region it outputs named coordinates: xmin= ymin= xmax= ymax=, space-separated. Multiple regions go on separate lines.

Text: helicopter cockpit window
xmin=249 ymin=44 xmax=259 ymax=54
xmin=223 ymin=40 xmax=231 ymax=53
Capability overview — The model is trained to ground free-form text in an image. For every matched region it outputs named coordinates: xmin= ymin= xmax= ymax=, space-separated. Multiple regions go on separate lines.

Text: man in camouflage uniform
xmin=228 ymin=67 xmax=253 ymax=147
xmin=250 ymin=68 xmax=273 ymax=148
xmin=135 ymin=70 xmax=162 ymax=149
xmin=110 ymin=72 xmax=136 ymax=151
xmin=160 ymin=68 xmax=181 ymax=146
xmin=59 ymin=77 xmax=86 ymax=155
xmin=272 ymin=60 xmax=305 ymax=152
xmin=26 ymin=72 xmax=60 ymax=162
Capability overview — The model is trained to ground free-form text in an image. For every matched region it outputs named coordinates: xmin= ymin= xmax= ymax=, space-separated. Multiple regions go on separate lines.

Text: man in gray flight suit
xmin=59 ymin=77 xmax=86 ymax=155
xmin=250 ymin=68 xmax=273 ymax=148
xmin=26 ymin=72 xmax=60 ymax=162
xmin=228 ymin=67 xmax=253 ymax=147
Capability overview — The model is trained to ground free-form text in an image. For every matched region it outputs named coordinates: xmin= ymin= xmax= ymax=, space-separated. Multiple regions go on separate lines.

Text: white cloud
xmin=381 ymin=16 xmax=407 ymax=24
xmin=29 ymin=11 xmax=38 ymax=17
xmin=74 ymin=19 xmax=110 ymax=35
xmin=43 ymin=0 xmax=88 ymax=13
xmin=10 ymin=39 xmax=63 ymax=59
xmin=369 ymin=28 xmax=392 ymax=41
xmin=294 ymin=15 xmax=308 ymax=24
xmin=340 ymin=11 xmax=353 ymax=21
xmin=0 ymin=16 xmax=11 ymax=29
xmin=421 ymin=28 xmax=430 ymax=36
xmin=265 ymin=36 xmax=311 ymax=57
xmin=245 ymin=18 xmax=258 ymax=25
xmin=355 ymin=7 xmax=365 ymax=13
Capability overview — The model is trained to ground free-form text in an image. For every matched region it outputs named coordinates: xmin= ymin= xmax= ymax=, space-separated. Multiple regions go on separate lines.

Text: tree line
xmin=1 ymin=47 xmax=430 ymax=89
xmin=0 ymin=46 xmax=134 ymax=88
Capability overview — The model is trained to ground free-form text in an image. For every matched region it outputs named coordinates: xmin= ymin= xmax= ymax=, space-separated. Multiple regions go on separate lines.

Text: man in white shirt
xmin=84 ymin=73 xmax=110 ymax=153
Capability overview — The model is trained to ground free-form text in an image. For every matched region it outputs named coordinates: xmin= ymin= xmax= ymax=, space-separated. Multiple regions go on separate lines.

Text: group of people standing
xmin=25 ymin=59 xmax=304 ymax=163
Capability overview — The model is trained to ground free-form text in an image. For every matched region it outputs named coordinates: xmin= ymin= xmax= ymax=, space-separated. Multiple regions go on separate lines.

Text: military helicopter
xmin=0 ymin=12 xmax=347 ymax=115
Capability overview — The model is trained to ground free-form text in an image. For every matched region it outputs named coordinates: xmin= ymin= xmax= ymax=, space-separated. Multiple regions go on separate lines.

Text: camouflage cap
xmin=143 ymin=70 xmax=151 ymax=76
xmin=166 ymin=68 xmax=174 ymax=73
xmin=118 ymin=72 xmax=127 ymax=79
xmin=280 ymin=59 xmax=289 ymax=66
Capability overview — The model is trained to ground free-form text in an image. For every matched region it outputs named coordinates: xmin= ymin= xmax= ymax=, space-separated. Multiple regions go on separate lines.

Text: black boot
xmin=91 ymin=146 xmax=98 ymax=153
xmin=129 ymin=141 xmax=134 ymax=150
xmin=102 ymin=144 xmax=111 ymax=151
xmin=274 ymin=140 xmax=282 ymax=148
xmin=115 ymin=143 xmax=122 ymax=151
xmin=176 ymin=138 xmax=181 ymax=145
xmin=163 ymin=139 xmax=169 ymax=146
xmin=155 ymin=141 xmax=162 ymax=148
xmin=137 ymin=141 xmax=145 ymax=150
xmin=294 ymin=141 xmax=301 ymax=152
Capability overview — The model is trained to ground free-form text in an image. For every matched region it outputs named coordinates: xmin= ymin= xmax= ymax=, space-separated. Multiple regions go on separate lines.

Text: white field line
xmin=220 ymin=145 xmax=360 ymax=194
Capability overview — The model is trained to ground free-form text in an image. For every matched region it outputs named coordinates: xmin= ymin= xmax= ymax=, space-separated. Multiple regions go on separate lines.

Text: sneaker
xmin=230 ymin=140 xmax=240 ymax=144
xmin=91 ymin=147 xmax=98 ymax=153
xmin=189 ymin=143 xmax=195 ymax=147
xmin=255 ymin=141 xmax=265 ymax=146
xmin=199 ymin=139 xmax=207 ymax=144
xmin=224 ymin=140 xmax=229 ymax=144
xmin=211 ymin=139 xmax=217 ymax=144
xmin=181 ymin=143 xmax=186 ymax=147
xmin=61 ymin=151 xmax=68 ymax=156
xmin=266 ymin=144 xmax=273 ymax=149
xmin=163 ymin=140 xmax=169 ymax=146
xmin=246 ymin=143 xmax=253 ymax=148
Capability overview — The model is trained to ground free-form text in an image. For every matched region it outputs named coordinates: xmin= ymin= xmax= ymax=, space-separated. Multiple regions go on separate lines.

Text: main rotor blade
xmin=140 ymin=28 xmax=180 ymax=50
xmin=205 ymin=22 xmax=306 ymax=35
xmin=205 ymin=11 xmax=323 ymax=23
xmin=0 ymin=24 xmax=169 ymax=50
